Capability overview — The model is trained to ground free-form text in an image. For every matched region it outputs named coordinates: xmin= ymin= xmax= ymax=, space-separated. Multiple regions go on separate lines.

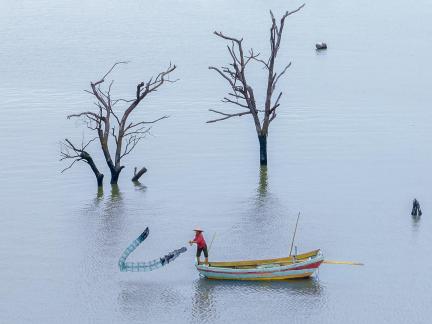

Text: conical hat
xmin=193 ymin=227 xmax=204 ymax=232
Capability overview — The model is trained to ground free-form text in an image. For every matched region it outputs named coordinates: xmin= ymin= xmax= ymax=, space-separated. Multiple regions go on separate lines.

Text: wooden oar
xmin=323 ymin=260 xmax=364 ymax=266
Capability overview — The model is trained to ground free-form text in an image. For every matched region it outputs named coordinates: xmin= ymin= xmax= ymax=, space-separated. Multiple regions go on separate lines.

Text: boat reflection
xmin=191 ymin=276 xmax=325 ymax=322
xmin=193 ymin=276 xmax=324 ymax=296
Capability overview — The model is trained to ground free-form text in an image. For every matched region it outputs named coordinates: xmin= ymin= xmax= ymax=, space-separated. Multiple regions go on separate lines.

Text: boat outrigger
xmin=196 ymin=249 xmax=324 ymax=281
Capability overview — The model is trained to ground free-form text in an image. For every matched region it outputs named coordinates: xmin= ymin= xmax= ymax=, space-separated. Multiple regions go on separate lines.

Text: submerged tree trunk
xmin=96 ymin=175 xmax=104 ymax=186
xmin=83 ymin=153 xmax=104 ymax=187
xmin=110 ymin=171 xmax=120 ymax=185
xmin=258 ymin=135 xmax=267 ymax=166
xmin=132 ymin=166 xmax=147 ymax=182
xmin=93 ymin=168 xmax=104 ymax=187
xmin=110 ymin=166 xmax=124 ymax=185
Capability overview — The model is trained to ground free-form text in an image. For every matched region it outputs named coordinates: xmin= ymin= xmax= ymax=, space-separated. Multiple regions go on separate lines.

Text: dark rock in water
xmin=411 ymin=199 xmax=422 ymax=216
xmin=316 ymin=42 xmax=327 ymax=50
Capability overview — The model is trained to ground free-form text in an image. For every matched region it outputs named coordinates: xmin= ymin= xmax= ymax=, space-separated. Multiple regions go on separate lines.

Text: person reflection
xmin=191 ymin=279 xmax=216 ymax=322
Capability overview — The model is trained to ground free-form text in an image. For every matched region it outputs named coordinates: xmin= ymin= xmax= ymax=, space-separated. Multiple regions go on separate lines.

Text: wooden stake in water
xmin=289 ymin=212 xmax=301 ymax=256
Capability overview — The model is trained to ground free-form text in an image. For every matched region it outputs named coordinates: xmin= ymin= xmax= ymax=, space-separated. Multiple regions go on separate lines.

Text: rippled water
xmin=1 ymin=0 xmax=432 ymax=323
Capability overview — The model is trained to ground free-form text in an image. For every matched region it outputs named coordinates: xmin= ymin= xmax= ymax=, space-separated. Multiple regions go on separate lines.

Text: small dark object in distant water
xmin=411 ymin=199 xmax=422 ymax=216
xmin=316 ymin=42 xmax=327 ymax=50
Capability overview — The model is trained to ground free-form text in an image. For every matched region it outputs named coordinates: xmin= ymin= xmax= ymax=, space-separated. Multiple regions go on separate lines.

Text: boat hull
xmin=196 ymin=251 xmax=324 ymax=281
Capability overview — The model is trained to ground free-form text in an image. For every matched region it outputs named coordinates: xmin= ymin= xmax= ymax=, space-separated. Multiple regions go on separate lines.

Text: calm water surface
xmin=1 ymin=0 xmax=432 ymax=323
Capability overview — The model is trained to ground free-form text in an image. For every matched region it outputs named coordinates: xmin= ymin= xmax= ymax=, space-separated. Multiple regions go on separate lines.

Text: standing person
xmin=189 ymin=227 xmax=208 ymax=265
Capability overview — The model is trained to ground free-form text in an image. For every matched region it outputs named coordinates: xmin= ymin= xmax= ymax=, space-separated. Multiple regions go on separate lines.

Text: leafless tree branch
xmin=206 ymin=109 xmax=251 ymax=123
xmin=63 ymin=61 xmax=176 ymax=185
xmin=221 ymin=97 xmax=249 ymax=109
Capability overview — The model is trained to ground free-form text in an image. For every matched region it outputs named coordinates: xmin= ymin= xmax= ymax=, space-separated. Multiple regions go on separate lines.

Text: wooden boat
xmin=196 ymin=249 xmax=324 ymax=281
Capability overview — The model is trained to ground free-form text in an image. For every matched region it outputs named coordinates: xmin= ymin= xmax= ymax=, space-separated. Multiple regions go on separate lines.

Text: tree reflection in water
xmin=132 ymin=180 xmax=147 ymax=192
xmin=257 ymin=165 xmax=268 ymax=199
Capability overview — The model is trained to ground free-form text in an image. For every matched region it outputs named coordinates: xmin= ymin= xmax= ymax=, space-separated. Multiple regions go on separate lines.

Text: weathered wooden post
xmin=132 ymin=166 xmax=147 ymax=182
xmin=411 ymin=199 xmax=422 ymax=216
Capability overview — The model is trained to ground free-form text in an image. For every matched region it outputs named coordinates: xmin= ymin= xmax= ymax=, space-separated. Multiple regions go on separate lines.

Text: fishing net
xmin=118 ymin=227 xmax=187 ymax=272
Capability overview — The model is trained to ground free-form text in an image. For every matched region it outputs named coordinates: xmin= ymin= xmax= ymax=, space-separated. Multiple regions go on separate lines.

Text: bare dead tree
xmin=207 ymin=5 xmax=304 ymax=165
xmin=60 ymin=138 xmax=104 ymax=186
xmin=68 ymin=61 xmax=177 ymax=184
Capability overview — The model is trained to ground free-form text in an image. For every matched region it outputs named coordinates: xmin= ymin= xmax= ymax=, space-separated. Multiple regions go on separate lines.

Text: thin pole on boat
xmin=208 ymin=232 xmax=217 ymax=252
xmin=289 ymin=212 xmax=301 ymax=256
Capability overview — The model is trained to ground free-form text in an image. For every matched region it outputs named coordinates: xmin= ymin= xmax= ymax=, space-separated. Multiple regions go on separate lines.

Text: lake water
xmin=1 ymin=0 xmax=432 ymax=323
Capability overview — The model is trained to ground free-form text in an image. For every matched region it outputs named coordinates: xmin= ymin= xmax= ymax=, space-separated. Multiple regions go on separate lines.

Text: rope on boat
xmin=118 ymin=227 xmax=187 ymax=272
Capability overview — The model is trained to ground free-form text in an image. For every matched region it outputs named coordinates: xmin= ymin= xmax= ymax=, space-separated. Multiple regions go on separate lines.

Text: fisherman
xmin=189 ymin=227 xmax=208 ymax=265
